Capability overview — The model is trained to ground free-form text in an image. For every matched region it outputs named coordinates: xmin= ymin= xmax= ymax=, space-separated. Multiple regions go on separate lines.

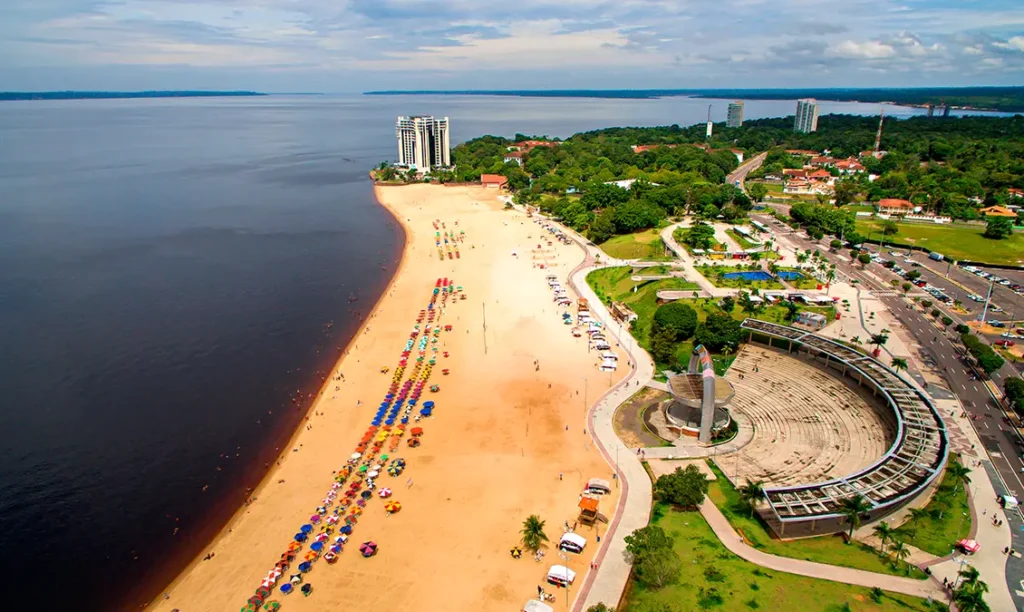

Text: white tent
xmin=523 ymin=600 xmax=554 ymax=612
xmin=559 ymin=532 xmax=588 ymax=553
xmin=547 ymin=565 xmax=577 ymax=585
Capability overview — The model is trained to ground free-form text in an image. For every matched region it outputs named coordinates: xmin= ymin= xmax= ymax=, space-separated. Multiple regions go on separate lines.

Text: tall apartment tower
xmin=395 ymin=116 xmax=451 ymax=170
xmin=793 ymin=99 xmax=819 ymax=133
xmin=726 ymin=101 xmax=744 ymax=128
xmin=705 ymin=105 xmax=713 ymax=139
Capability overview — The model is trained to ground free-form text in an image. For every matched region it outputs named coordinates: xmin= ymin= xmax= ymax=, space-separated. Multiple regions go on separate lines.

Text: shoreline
xmin=143 ymin=185 xmax=410 ymax=610
xmin=148 ymin=183 xmax=622 ymax=612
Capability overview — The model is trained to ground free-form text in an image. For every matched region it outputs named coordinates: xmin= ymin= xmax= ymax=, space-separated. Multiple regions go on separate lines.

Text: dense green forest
xmin=447 ymin=114 xmax=1024 ymax=242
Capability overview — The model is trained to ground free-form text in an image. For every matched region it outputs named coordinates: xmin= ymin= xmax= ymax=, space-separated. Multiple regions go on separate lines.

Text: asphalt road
xmin=727 ymin=152 xmax=767 ymax=193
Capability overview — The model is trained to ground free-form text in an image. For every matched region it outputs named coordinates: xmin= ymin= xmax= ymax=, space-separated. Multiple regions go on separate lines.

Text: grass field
xmin=599 ymin=229 xmax=672 ymax=260
xmin=899 ymin=457 xmax=972 ymax=557
xmin=621 ymin=503 xmax=939 ymax=612
xmin=856 ymin=218 xmax=1024 ymax=265
xmin=706 ymin=462 xmax=927 ymax=579
xmin=697 ymin=265 xmax=785 ymax=290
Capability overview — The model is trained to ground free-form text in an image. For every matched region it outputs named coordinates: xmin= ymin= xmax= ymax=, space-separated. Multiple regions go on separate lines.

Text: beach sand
xmin=148 ymin=184 xmax=625 ymax=612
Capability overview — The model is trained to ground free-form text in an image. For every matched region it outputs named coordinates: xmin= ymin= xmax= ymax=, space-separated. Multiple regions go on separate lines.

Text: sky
xmin=2 ymin=0 xmax=1023 ymax=92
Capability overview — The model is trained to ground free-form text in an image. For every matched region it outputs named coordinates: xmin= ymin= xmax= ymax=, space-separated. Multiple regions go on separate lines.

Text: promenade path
xmin=699 ymin=499 xmax=947 ymax=601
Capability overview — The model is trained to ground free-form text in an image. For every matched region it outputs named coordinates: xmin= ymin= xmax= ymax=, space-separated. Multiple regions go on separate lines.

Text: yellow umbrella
xmin=384 ymin=501 xmax=402 ymax=514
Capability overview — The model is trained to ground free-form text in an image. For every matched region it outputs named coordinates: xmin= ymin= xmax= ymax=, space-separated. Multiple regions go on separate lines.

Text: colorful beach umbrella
xmin=360 ymin=541 xmax=378 ymax=557
xmin=279 ymin=583 xmax=293 ymax=595
xmin=378 ymin=487 xmax=393 ymax=498
xmin=384 ymin=501 xmax=402 ymax=514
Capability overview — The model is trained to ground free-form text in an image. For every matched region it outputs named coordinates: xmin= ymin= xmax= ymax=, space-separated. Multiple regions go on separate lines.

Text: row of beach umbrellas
xmin=241 ymin=278 xmax=457 ymax=609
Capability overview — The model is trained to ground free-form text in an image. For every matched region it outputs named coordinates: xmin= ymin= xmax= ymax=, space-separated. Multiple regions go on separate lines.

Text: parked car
xmin=914 ymin=280 xmax=927 ymax=287
xmin=989 ymin=320 xmax=1007 ymax=328
xmin=995 ymin=340 xmax=1015 ymax=348
xmin=1000 ymin=279 xmax=1012 ymax=286
xmin=968 ymin=294 xmax=985 ymax=302
xmin=990 ymin=306 xmax=1004 ymax=313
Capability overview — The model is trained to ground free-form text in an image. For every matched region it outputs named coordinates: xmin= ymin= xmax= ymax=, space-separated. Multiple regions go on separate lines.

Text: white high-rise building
xmin=396 ymin=116 xmax=451 ymax=169
xmin=794 ymin=99 xmax=819 ymax=133
xmin=727 ymin=101 xmax=744 ymax=128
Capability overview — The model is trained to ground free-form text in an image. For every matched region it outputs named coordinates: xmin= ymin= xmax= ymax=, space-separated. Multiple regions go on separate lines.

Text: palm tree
xmin=954 ymin=585 xmax=991 ymax=612
xmin=738 ymin=480 xmax=766 ymax=518
xmin=872 ymin=522 xmax=894 ymax=555
xmin=947 ymin=460 xmax=972 ymax=489
xmin=907 ymin=507 xmax=929 ymax=524
xmin=958 ymin=565 xmax=982 ymax=589
xmin=888 ymin=539 xmax=910 ymax=569
xmin=869 ymin=332 xmax=890 ymax=355
xmin=851 ymin=336 xmax=862 ymax=345
xmin=520 ymin=515 xmax=549 ymax=551
xmin=890 ymin=357 xmax=908 ymax=373
xmin=840 ymin=495 xmax=872 ymax=539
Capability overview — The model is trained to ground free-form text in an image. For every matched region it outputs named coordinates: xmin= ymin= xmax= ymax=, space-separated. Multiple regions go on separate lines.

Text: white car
xmin=967 ymin=294 xmax=984 ymax=302
xmin=1000 ymin=279 xmax=1012 ymax=286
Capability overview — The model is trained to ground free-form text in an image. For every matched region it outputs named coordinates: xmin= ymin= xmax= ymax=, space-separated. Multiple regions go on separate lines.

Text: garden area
xmin=696 ymin=264 xmax=785 ymax=290
xmin=620 ymin=502 xmax=941 ymax=612
xmin=855 ymin=218 xmax=1024 ymax=266
xmin=704 ymin=462 xmax=927 ymax=579
xmin=599 ymin=228 xmax=673 ymax=260
xmin=774 ymin=266 xmax=822 ymax=290
xmin=895 ymin=455 xmax=972 ymax=557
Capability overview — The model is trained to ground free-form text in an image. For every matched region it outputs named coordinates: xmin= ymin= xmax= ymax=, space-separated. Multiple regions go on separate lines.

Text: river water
xmin=0 ymin=93 xmax=1002 ymax=610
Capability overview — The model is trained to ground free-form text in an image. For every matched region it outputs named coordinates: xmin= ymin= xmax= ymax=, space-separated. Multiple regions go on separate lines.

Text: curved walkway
xmin=700 ymin=499 xmax=946 ymax=600
xmin=528 ymin=209 xmax=950 ymax=610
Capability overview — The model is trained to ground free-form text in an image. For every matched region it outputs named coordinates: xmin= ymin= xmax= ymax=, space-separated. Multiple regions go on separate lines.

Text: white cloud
xmin=830 ymin=40 xmax=896 ymax=59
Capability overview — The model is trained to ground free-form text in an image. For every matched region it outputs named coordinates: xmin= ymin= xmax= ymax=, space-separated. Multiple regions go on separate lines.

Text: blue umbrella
xmin=420 ymin=408 xmax=432 ymax=416
xmin=371 ymin=419 xmax=382 ymax=426
xmin=400 ymin=418 xmax=409 ymax=424
xmin=280 ymin=583 xmax=293 ymax=594
xmin=408 ymin=399 xmax=417 ymax=406
xmin=310 ymin=541 xmax=324 ymax=552
xmin=340 ymin=525 xmax=352 ymax=534
xmin=423 ymin=401 xmax=435 ymax=409
xmin=298 ymin=561 xmax=312 ymax=573
xmin=301 ymin=524 xmax=313 ymax=533
xmin=294 ymin=533 xmax=307 ymax=543
xmin=385 ymin=419 xmax=395 ymax=426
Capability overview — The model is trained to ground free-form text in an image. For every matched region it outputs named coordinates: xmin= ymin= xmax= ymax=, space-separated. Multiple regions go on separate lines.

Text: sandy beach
xmin=148 ymin=184 xmax=625 ymax=612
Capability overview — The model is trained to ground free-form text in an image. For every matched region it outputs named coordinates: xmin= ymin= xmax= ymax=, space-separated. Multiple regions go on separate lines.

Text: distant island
xmin=0 ymin=91 xmax=267 ymax=102
xmin=364 ymin=87 xmax=1024 ymax=113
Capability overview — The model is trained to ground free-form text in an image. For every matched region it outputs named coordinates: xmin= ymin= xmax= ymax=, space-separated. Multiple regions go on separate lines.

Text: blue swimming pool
xmin=777 ymin=271 xmax=806 ymax=280
xmin=723 ymin=271 xmax=774 ymax=281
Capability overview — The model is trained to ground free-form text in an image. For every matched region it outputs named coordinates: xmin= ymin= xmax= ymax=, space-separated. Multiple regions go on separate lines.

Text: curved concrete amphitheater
xmin=735 ymin=319 xmax=948 ymax=539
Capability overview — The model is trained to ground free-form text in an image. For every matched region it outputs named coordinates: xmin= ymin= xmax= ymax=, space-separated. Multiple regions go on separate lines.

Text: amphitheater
xmin=715 ymin=319 xmax=948 ymax=539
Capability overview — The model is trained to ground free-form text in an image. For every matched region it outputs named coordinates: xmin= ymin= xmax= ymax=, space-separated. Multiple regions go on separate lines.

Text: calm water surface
xmin=0 ymin=94 xmax=995 ymax=611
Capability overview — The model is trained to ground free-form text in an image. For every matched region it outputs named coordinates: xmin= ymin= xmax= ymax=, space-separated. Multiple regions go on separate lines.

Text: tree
xmin=942 ymin=315 xmax=954 ymax=326
xmin=833 ymin=179 xmax=858 ymax=207
xmin=931 ymin=308 xmax=941 ymax=318
xmin=901 ymin=282 xmax=913 ymax=294
xmin=872 ymin=522 xmax=894 ymax=555
xmin=682 ymin=222 xmax=716 ymax=250
xmin=654 ymin=464 xmax=710 ymax=509
xmin=784 ymin=300 xmax=799 ymax=322
xmin=906 ymin=269 xmax=922 ymax=281
xmin=694 ymin=312 xmax=743 ymax=352
xmin=747 ymin=182 xmax=768 ymax=202
xmin=588 ymin=208 xmax=617 ymax=244
xmin=882 ymin=220 xmax=899 ymax=237
xmin=829 ymin=239 xmax=843 ymax=251
xmin=738 ymin=480 xmax=766 ymax=518
xmin=857 ymin=253 xmax=871 ymax=267
xmin=890 ymin=357 xmax=908 ymax=373
xmin=839 ymin=494 xmax=872 ymax=539
xmin=869 ymin=332 xmax=890 ymax=354
xmin=955 ymin=323 xmax=971 ymax=335
xmin=984 ymin=216 xmax=1013 ymax=240
xmin=586 ymin=605 xmax=615 ymax=612
xmin=946 ymin=459 xmax=972 ymax=489
xmin=888 ymin=539 xmax=910 ymax=569
xmin=624 ymin=525 xmax=682 ymax=589
xmin=953 ymin=584 xmax=991 ymax=612
xmin=520 ymin=515 xmax=549 ymax=551
xmin=1005 ymin=377 xmax=1024 ymax=415
xmin=720 ymin=296 xmax=735 ymax=312
xmin=652 ymin=302 xmax=698 ymax=341
xmin=650 ymin=325 xmax=679 ymax=364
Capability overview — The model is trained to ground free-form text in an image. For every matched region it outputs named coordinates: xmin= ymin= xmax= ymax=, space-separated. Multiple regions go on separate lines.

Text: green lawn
xmin=599 ymin=229 xmax=672 ymax=260
xmin=726 ymin=228 xmax=758 ymax=249
xmin=697 ymin=265 xmax=785 ymax=290
xmin=706 ymin=461 xmax=928 ymax=579
xmin=856 ymin=218 xmax=1024 ymax=266
xmin=586 ymin=267 xmax=700 ymax=349
xmin=622 ymin=503 xmax=940 ymax=612
xmin=899 ymin=457 xmax=972 ymax=557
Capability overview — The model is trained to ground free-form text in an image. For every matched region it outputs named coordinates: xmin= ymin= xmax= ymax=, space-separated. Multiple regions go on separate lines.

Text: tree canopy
xmin=652 ymin=302 xmax=698 ymax=341
xmin=654 ymin=464 xmax=710 ymax=509
xmin=694 ymin=312 xmax=743 ymax=352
